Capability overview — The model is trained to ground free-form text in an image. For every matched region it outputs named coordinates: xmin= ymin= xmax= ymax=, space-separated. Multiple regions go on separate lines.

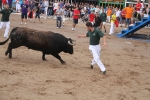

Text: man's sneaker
xmin=102 ymin=70 xmax=106 ymax=75
xmin=72 ymin=28 xmax=75 ymax=31
xmin=90 ymin=65 xmax=93 ymax=69
xmin=20 ymin=22 xmax=23 ymax=24
xmin=57 ymin=27 xmax=58 ymax=28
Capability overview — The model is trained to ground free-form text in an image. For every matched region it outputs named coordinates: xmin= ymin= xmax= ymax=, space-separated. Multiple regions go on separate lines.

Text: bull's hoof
xmin=61 ymin=61 xmax=66 ymax=65
xmin=42 ymin=58 xmax=47 ymax=61
xmin=5 ymin=52 xmax=8 ymax=56
xmin=9 ymin=55 xmax=12 ymax=59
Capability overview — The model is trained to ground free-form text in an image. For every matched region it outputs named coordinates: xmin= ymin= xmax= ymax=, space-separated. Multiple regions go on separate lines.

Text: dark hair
xmin=86 ymin=22 xmax=93 ymax=27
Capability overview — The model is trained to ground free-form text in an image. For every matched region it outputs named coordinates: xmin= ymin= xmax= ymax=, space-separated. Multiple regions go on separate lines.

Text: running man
xmin=78 ymin=22 xmax=107 ymax=75
xmin=0 ymin=4 xmax=13 ymax=38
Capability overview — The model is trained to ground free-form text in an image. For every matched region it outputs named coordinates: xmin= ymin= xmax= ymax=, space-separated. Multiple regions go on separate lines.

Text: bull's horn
xmin=68 ymin=41 xmax=76 ymax=46
xmin=68 ymin=38 xmax=76 ymax=42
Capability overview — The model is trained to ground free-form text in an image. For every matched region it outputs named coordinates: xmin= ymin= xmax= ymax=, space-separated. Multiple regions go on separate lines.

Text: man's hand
xmin=78 ymin=34 xmax=86 ymax=38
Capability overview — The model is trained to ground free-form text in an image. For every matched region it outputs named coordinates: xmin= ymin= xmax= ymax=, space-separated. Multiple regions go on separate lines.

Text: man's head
xmin=129 ymin=4 xmax=132 ymax=7
xmin=137 ymin=0 xmax=141 ymax=3
xmin=91 ymin=10 xmax=94 ymax=13
xmin=86 ymin=22 xmax=93 ymax=31
xmin=95 ymin=12 xmax=99 ymax=17
xmin=75 ymin=6 xmax=79 ymax=10
xmin=5 ymin=4 xmax=9 ymax=9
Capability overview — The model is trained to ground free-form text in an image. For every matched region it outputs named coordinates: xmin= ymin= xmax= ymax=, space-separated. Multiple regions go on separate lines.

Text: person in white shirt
xmin=53 ymin=0 xmax=59 ymax=14
xmin=95 ymin=6 xmax=100 ymax=14
xmin=44 ymin=0 xmax=49 ymax=17
xmin=61 ymin=6 xmax=66 ymax=26
xmin=55 ymin=6 xmax=62 ymax=28
xmin=16 ymin=0 xmax=20 ymax=12
xmin=116 ymin=8 xmax=121 ymax=23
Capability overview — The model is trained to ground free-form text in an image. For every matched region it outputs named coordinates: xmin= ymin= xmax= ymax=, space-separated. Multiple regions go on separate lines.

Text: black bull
xmin=0 ymin=27 xmax=76 ymax=64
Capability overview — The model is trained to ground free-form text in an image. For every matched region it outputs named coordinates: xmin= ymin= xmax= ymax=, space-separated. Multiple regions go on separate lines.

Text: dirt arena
xmin=0 ymin=14 xmax=150 ymax=100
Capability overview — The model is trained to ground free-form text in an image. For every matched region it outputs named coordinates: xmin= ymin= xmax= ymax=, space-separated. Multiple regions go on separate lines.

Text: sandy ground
xmin=0 ymin=14 xmax=150 ymax=100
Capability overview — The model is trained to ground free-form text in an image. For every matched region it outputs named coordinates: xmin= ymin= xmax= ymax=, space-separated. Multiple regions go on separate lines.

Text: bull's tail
xmin=0 ymin=27 xmax=18 ymax=45
xmin=0 ymin=38 xmax=10 ymax=45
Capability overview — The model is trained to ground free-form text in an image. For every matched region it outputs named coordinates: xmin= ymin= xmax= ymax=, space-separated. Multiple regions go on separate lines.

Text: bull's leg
xmin=52 ymin=54 xmax=66 ymax=64
xmin=5 ymin=43 xmax=12 ymax=58
xmin=42 ymin=52 xmax=46 ymax=61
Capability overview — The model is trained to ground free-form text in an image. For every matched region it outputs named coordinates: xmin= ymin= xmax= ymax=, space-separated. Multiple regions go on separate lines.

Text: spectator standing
xmin=21 ymin=0 xmax=28 ymax=24
xmin=109 ymin=11 xmax=116 ymax=35
xmin=72 ymin=6 xmax=80 ymax=31
xmin=40 ymin=1 xmax=45 ymax=18
xmin=94 ymin=12 xmax=102 ymax=29
xmin=136 ymin=0 xmax=142 ymax=13
xmin=2 ymin=0 xmax=7 ymax=8
xmin=12 ymin=0 xmax=16 ymax=11
xmin=124 ymin=4 xmax=134 ymax=29
xmin=55 ymin=6 xmax=62 ymax=28
xmin=61 ymin=6 xmax=66 ymax=26
xmin=80 ymin=8 xmax=85 ymax=17
xmin=100 ymin=9 xmax=107 ymax=33
xmin=106 ymin=7 xmax=112 ymax=23
xmin=7 ymin=0 xmax=12 ymax=8
xmin=132 ymin=10 xmax=141 ymax=24
xmin=28 ymin=0 xmax=35 ymax=10
xmin=53 ymin=0 xmax=59 ymax=15
xmin=44 ymin=0 xmax=49 ymax=17
xmin=47 ymin=1 xmax=53 ymax=18
xmin=120 ymin=9 xmax=126 ymax=27
xmin=95 ymin=6 xmax=100 ymax=14
xmin=90 ymin=5 xmax=95 ymax=12
xmin=33 ymin=4 xmax=42 ymax=23
xmin=89 ymin=10 xmax=95 ymax=25
xmin=16 ymin=0 xmax=20 ymax=12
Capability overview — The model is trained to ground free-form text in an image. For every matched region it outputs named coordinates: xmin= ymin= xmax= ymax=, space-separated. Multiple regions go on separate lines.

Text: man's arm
xmin=103 ymin=36 xmax=106 ymax=45
xmin=0 ymin=9 xmax=4 ymax=14
xmin=78 ymin=34 xmax=87 ymax=38
xmin=99 ymin=22 xmax=103 ymax=29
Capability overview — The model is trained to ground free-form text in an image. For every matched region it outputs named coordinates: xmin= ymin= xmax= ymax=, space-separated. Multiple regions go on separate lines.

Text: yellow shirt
xmin=111 ymin=14 xmax=116 ymax=23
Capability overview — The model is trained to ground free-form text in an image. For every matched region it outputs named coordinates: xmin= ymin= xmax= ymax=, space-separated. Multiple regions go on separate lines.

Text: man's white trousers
xmin=89 ymin=45 xmax=106 ymax=72
xmin=0 ymin=21 xmax=10 ymax=38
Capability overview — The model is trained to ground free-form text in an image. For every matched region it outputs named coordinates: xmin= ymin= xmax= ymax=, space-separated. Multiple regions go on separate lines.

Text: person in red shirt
xmin=136 ymin=0 xmax=142 ymax=13
xmin=72 ymin=6 xmax=80 ymax=31
xmin=89 ymin=10 xmax=95 ymax=25
xmin=120 ymin=9 xmax=126 ymax=27
xmin=2 ymin=0 xmax=7 ymax=8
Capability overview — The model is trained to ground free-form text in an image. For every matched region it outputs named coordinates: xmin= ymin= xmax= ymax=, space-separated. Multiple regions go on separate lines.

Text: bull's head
xmin=63 ymin=38 xmax=76 ymax=54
